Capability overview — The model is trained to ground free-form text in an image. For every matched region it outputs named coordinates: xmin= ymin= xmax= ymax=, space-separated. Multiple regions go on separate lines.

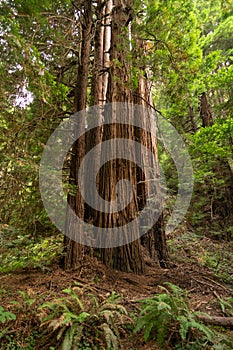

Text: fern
xmin=62 ymin=288 xmax=84 ymax=310
xmin=0 ymin=306 xmax=16 ymax=323
xmin=60 ymin=325 xmax=76 ymax=350
xmin=188 ymin=319 xmax=214 ymax=341
xmin=134 ymin=283 xmax=215 ymax=347
xmin=100 ymin=323 xmax=119 ymax=350
xmin=217 ymin=297 xmax=233 ymax=316
xmin=177 ymin=315 xmax=189 ymax=340
xmin=38 ymin=288 xmax=132 ymax=350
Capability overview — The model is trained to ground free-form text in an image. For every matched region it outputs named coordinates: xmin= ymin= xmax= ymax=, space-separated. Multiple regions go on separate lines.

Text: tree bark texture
xmin=64 ymin=0 xmax=93 ymax=269
xmin=197 ymin=315 xmax=233 ymax=328
xmin=200 ymin=92 xmax=213 ymax=127
xmin=63 ymin=0 xmax=169 ymax=272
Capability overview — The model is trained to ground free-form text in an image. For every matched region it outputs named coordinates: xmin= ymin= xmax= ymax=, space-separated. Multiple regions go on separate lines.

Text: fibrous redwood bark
xmin=63 ymin=0 xmax=169 ymax=272
xmin=64 ymin=0 xmax=93 ymax=269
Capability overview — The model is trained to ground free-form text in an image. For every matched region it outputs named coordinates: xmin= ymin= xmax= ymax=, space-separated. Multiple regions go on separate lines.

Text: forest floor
xmin=0 ymin=230 xmax=233 ymax=349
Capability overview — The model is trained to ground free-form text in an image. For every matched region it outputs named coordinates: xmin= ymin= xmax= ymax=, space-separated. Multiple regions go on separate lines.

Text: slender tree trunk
xmin=64 ymin=0 xmax=93 ymax=269
xmin=200 ymin=92 xmax=213 ymax=127
xmin=133 ymin=42 xmax=169 ymax=265
xmin=189 ymin=106 xmax=197 ymax=133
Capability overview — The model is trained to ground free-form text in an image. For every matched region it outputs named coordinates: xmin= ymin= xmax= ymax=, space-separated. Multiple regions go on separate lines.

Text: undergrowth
xmin=0 ymin=226 xmax=232 ymax=349
xmin=1 ymin=282 xmax=233 ymax=350
xmin=134 ymin=282 xmax=233 ymax=349
xmin=0 ymin=225 xmax=63 ymax=273
xmin=37 ymin=286 xmax=131 ymax=350
xmin=168 ymin=230 xmax=233 ymax=284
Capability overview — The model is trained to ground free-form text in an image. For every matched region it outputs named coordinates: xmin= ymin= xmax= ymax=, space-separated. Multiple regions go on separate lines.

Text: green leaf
xmin=60 ymin=325 xmax=76 ymax=350
xmin=157 ymin=301 xmax=172 ymax=311
xmin=177 ymin=315 xmax=189 ymax=340
xmin=188 ymin=319 xmax=214 ymax=341
xmin=62 ymin=289 xmax=84 ymax=310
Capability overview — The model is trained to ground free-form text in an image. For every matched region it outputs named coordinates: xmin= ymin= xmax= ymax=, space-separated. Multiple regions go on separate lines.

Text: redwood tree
xmin=64 ymin=0 xmax=169 ymax=273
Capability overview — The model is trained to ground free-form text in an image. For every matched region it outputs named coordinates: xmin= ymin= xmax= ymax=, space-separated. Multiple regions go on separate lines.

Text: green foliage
xmin=190 ymin=118 xmax=233 ymax=166
xmin=189 ymin=117 xmax=233 ymax=194
xmin=0 ymin=306 xmax=16 ymax=324
xmin=134 ymin=283 xmax=214 ymax=347
xmin=168 ymin=231 xmax=233 ymax=284
xmin=0 ymin=333 xmax=37 ymax=350
xmin=217 ymin=297 xmax=233 ymax=317
xmin=135 ymin=0 xmax=202 ymax=113
xmin=187 ymin=116 xmax=233 ymax=234
xmin=0 ymin=0 xmax=74 ymax=237
xmin=0 ymin=226 xmax=63 ymax=273
xmin=38 ymin=288 xmax=131 ymax=350
xmin=0 ymin=335 xmax=23 ymax=350
xmin=0 ymin=290 xmax=43 ymax=350
xmin=11 ymin=291 xmax=36 ymax=312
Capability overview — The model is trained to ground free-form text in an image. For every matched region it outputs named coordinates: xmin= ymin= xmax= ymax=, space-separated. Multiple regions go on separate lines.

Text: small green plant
xmin=217 ymin=296 xmax=233 ymax=317
xmin=38 ymin=287 xmax=131 ymax=350
xmin=134 ymin=283 xmax=214 ymax=347
xmin=8 ymin=290 xmax=37 ymax=321
xmin=0 ymin=291 xmax=42 ymax=350
xmin=0 ymin=306 xmax=16 ymax=323
xmin=0 ymin=227 xmax=63 ymax=273
xmin=0 ymin=335 xmax=22 ymax=350
xmin=0 ymin=333 xmax=37 ymax=350
xmin=0 ymin=307 xmax=17 ymax=349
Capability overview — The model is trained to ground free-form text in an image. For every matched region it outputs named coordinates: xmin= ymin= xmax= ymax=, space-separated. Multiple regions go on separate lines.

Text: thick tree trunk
xmin=96 ymin=0 xmax=145 ymax=273
xmin=63 ymin=0 xmax=169 ymax=272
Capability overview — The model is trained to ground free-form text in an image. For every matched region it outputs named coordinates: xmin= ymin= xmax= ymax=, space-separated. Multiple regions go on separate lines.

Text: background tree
xmin=151 ymin=0 xmax=233 ymax=237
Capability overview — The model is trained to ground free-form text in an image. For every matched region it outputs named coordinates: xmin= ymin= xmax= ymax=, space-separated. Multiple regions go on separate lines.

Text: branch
xmin=132 ymin=93 xmax=164 ymax=117
xmin=197 ymin=315 xmax=233 ymax=328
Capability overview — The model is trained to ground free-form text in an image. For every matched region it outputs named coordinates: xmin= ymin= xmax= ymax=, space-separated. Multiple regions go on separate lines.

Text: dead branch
xmin=197 ymin=315 xmax=233 ymax=328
